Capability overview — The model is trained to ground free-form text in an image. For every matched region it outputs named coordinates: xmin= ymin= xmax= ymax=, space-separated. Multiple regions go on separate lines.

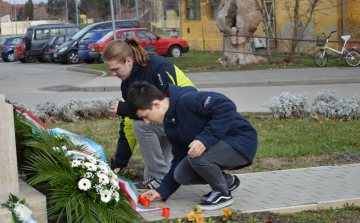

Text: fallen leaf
xmin=291 ymin=108 xmax=296 ymax=113
xmin=261 ymin=130 xmax=267 ymax=133
xmin=275 ymin=125 xmax=281 ymax=129
xmin=312 ymin=113 xmax=321 ymax=120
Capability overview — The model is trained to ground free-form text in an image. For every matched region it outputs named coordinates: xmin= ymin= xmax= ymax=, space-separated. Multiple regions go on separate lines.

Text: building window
xmin=210 ymin=0 xmax=217 ymax=19
xmin=186 ymin=0 xmax=200 ymax=20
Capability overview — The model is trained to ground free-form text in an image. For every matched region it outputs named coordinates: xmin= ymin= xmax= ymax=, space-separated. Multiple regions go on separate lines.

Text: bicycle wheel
xmin=314 ymin=50 xmax=328 ymax=67
xmin=344 ymin=49 xmax=360 ymax=67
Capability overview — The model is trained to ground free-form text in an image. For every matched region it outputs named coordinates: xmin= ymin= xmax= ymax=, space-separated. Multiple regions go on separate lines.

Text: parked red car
xmin=89 ymin=28 xmax=189 ymax=59
xmin=14 ymin=38 xmax=36 ymax=63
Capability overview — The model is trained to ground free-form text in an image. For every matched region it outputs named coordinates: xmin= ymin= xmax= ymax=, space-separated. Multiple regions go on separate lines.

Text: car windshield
xmin=81 ymin=32 xmax=96 ymax=41
xmin=16 ymin=38 xmax=23 ymax=45
xmin=70 ymin=25 xmax=93 ymax=40
xmin=1 ymin=38 xmax=7 ymax=45
xmin=97 ymin=31 xmax=115 ymax=43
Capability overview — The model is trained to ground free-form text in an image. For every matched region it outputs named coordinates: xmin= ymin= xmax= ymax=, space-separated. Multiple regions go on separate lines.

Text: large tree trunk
xmin=216 ymin=0 xmax=267 ymax=65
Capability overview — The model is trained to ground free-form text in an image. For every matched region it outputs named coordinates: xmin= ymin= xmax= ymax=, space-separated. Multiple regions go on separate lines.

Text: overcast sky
xmin=3 ymin=0 xmax=43 ymax=5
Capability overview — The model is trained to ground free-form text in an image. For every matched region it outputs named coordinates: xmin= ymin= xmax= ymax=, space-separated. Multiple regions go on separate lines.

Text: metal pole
xmin=110 ymin=0 xmax=116 ymax=40
xmin=119 ymin=0 xmax=121 ymax=19
xmin=66 ymin=0 xmax=68 ymax=23
xmin=223 ymin=34 xmax=225 ymax=70
xmin=10 ymin=0 xmax=13 ymax=35
xmin=0 ymin=3 xmax=2 ymax=43
xmin=342 ymin=0 xmax=345 ymax=36
xmin=135 ymin=0 xmax=138 ymax=20
xmin=15 ymin=0 xmax=17 ymax=35
xmin=178 ymin=0 xmax=181 ymax=39
xmin=76 ymin=0 xmax=78 ymax=26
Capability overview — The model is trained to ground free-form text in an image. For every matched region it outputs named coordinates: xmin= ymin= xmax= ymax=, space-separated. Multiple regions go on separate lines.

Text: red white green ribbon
xmin=116 ymin=175 xmax=161 ymax=213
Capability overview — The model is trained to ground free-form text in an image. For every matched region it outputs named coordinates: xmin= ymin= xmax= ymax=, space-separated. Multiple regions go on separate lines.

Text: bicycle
xmin=314 ymin=31 xmax=360 ymax=67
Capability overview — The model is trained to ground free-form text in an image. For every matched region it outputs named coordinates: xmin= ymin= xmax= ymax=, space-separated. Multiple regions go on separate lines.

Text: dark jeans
xmin=174 ymin=140 xmax=249 ymax=193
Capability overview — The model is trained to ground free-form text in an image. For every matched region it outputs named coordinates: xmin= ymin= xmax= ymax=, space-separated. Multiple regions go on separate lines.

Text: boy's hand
xmin=110 ymin=98 xmax=125 ymax=115
xmin=142 ymin=190 xmax=163 ymax=201
xmin=113 ymin=168 xmax=121 ymax=174
xmin=188 ymin=140 xmax=206 ymax=158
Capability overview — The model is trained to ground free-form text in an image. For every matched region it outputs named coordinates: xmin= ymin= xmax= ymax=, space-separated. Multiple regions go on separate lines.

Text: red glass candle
xmin=163 ymin=208 xmax=170 ymax=217
xmin=138 ymin=195 xmax=143 ymax=204
xmin=142 ymin=198 xmax=150 ymax=207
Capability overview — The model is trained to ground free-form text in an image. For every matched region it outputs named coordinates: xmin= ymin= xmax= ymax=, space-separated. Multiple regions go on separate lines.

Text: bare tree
xmin=254 ymin=0 xmax=274 ymax=64
xmin=278 ymin=0 xmax=338 ymax=62
xmin=215 ymin=0 xmax=267 ymax=65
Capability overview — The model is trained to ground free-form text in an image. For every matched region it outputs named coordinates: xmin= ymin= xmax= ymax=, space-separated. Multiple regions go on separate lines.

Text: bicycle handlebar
xmin=326 ymin=31 xmax=337 ymax=39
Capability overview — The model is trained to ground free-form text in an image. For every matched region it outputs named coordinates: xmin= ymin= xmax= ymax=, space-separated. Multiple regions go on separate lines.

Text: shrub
xmin=263 ymin=92 xmax=310 ymax=119
xmin=17 ymin=97 xmax=121 ymax=122
xmin=312 ymin=90 xmax=360 ymax=120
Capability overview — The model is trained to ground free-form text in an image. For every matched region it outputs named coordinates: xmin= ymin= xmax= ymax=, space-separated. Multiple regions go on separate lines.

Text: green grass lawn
xmin=77 ymin=50 xmax=351 ymax=76
xmin=47 ymin=114 xmax=360 ymax=167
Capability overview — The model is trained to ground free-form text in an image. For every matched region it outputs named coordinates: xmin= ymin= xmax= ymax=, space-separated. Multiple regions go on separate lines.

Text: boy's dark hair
xmin=127 ymin=81 xmax=166 ymax=117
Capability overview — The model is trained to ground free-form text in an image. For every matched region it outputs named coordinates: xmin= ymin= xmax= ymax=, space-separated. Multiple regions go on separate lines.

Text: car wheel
xmin=67 ymin=51 xmax=80 ymax=64
xmin=19 ymin=59 xmax=27 ymax=63
xmin=168 ymin=45 xmax=182 ymax=57
xmin=97 ymin=58 xmax=104 ymax=63
xmin=25 ymin=55 xmax=36 ymax=63
xmin=6 ymin=52 xmax=16 ymax=62
xmin=2 ymin=57 xmax=9 ymax=62
xmin=84 ymin=59 xmax=95 ymax=64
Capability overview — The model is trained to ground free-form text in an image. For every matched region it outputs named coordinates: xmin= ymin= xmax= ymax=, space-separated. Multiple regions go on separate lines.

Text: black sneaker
xmin=198 ymin=191 xmax=233 ymax=211
xmin=135 ymin=176 xmax=162 ymax=192
xmin=201 ymin=175 xmax=241 ymax=201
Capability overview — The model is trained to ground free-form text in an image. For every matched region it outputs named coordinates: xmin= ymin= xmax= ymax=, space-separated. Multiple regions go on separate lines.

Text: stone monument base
xmin=0 ymin=179 xmax=48 ymax=223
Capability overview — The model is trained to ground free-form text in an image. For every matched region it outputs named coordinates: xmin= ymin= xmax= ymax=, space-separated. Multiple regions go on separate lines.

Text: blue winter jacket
xmin=156 ymin=84 xmax=258 ymax=200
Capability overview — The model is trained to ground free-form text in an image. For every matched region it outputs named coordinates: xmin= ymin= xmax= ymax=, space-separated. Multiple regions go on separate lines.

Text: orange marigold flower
xmin=130 ymin=169 xmax=134 ymax=173
xmin=195 ymin=214 xmax=204 ymax=223
xmin=187 ymin=211 xmax=196 ymax=221
xmin=223 ymin=208 xmax=231 ymax=217
xmin=196 ymin=205 xmax=202 ymax=213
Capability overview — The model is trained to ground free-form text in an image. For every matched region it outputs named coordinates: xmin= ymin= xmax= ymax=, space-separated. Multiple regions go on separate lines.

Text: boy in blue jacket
xmin=127 ymin=81 xmax=258 ymax=211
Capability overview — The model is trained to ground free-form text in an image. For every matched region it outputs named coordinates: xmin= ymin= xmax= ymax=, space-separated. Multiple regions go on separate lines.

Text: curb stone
xmin=67 ymin=67 xmax=107 ymax=77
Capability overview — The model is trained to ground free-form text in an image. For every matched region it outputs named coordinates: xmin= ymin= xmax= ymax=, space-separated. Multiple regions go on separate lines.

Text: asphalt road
xmin=1 ymin=60 xmax=359 ymax=112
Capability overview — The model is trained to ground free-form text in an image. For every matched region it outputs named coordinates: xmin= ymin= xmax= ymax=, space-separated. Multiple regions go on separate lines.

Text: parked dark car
xmin=43 ymin=34 xmax=73 ymax=62
xmin=1 ymin=35 xmax=24 ymax=62
xmin=54 ymin=20 xmax=140 ymax=64
xmin=22 ymin=23 xmax=80 ymax=63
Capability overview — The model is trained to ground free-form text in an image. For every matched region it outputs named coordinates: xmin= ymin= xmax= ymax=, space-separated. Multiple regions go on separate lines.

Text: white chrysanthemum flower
xmin=14 ymin=204 xmax=32 ymax=222
xmin=97 ymin=165 xmax=109 ymax=174
xmin=100 ymin=190 xmax=112 ymax=203
xmin=83 ymin=162 xmax=97 ymax=171
xmin=78 ymin=178 xmax=92 ymax=191
xmin=110 ymin=172 xmax=117 ymax=180
xmin=114 ymin=191 xmax=119 ymax=202
xmin=71 ymin=159 xmax=82 ymax=168
xmin=111 ymin=179 xmax=119 ymax=189
xmin=98 ymin=173 xmax=109 ymax=185
xmin=86 ymin=155 xmax=97 ymax=164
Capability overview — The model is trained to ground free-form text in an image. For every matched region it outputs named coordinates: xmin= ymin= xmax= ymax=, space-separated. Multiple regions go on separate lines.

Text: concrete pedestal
xmin=0 ymin=94 xmax=48 ymax=223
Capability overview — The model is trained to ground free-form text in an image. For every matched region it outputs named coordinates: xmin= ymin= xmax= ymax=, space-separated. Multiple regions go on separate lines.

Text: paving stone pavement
xmin=139 ymin=163 xmax=360 ymax=221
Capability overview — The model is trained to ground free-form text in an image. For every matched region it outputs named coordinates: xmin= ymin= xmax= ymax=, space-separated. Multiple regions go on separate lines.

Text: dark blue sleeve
xmin=112 ymin=119 xmax=132 ymax=169
xmin=155 ymin=139 xmax=188 ymax=201
xmin=190 ymin=92 xmax=237 ymax=149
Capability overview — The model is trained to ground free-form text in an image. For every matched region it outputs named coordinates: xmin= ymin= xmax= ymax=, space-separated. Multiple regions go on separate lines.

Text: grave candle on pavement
xmin=142 ymin=197 xmax=150 ymax=207
xmin=163 ymin=207 xmax=170 ymax=217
